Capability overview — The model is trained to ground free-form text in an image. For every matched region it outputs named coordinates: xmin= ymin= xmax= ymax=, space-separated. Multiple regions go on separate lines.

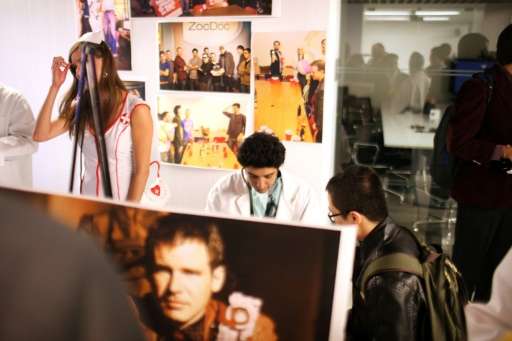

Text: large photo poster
xmin=76 ymin=0 xmax=133 ymax=70
xmin=253 ymin=31 xmax=326 ymax=143
xmin=131 ymin=0 xmax=272 ymax=17
xmin=159 ymin=22 xmax=252 ymax=94
xmin=0 ymin=186 xmax=356 ymax=341
xmin=157 ymin=93 xmax=249 ymax=169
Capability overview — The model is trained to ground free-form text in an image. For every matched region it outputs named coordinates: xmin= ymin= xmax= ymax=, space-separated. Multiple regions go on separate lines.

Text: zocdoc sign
xmin=182 ymin=22 xmax=243 ymax=46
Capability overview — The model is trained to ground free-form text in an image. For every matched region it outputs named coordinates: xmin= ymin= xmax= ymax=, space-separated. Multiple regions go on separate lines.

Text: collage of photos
xmin=123 ymin=80 xmax=146 ymax=100
xmin=157 ymin=94 xmax=249 ymax=169
xmin=253 ymin=31 xmax=326 ymax=143
xmin=1 ymin=186 xmax=350 ymax=341
xmin=159 ymin=22 xmax=252 ymax=93
xmin=75 ymin=0 xmax=132 ymax=70
xmin=131 ymin=0 xmax=272 ymax=17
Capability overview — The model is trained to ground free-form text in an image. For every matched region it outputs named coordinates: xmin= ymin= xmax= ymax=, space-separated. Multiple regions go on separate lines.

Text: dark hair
xmin=237 ymin=45 xmax=244 ymax=50
xmin=173 ymin=105 xmax=181 ymax=115
xmin=273 ymin=40 xmax=280 ymax=45
xmin=145 ymin=215 xmax=225 ymax=274
xmin=192 ymin=48 xmax=198 ymax=53
xmin=237 ymin=132 xmax=285 ymax=168
xmin=60 ymin=40 xmax=126 ymax=138
xmin=244 ymin=48 xmax=251 ymax=54
xmin=497 ymin=24 xmax=512 ymax=65
xmin=232 ymin=103 xmax=240 ymax=108
xmin=311 ymin=59 xmax=325 ymax=72
xmin=158 ymin=111 xmax=169 ymax=120
xmin=326 ymin=165 xmax=388 ymax=222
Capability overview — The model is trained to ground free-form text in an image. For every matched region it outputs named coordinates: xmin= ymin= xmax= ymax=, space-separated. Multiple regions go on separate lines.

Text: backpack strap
xmin=359 ymin=252 xmax=423 ymax=300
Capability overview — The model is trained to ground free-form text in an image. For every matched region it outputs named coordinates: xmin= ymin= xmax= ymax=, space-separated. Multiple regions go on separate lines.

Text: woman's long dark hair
xmin=59 ymin=41 xmax=126 ymax=138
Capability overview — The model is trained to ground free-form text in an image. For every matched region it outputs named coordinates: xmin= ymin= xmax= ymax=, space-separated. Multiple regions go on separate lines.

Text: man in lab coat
xmin=206 ymin=132 xmax=319 ymax=223
xmin=0 ymin=84 xmax=37 ymax=188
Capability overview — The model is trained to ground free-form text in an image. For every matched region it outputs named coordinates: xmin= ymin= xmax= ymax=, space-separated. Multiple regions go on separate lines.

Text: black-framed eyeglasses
xmin=328 ymin=212 xmax=344 ymax=223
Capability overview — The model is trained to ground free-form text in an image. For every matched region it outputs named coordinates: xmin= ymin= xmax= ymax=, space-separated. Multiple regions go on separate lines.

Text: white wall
xmin=0 ymin=0 xmax=335 ymax=212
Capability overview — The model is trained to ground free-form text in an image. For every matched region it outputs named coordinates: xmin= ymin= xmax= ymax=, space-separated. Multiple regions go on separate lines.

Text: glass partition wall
xmin=335 ymin=1 xmax=512 ymax=254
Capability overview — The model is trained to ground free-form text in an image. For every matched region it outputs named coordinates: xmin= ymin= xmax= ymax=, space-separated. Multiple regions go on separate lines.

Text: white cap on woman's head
xmin=77 ymin=31 xmax=105 ymax=45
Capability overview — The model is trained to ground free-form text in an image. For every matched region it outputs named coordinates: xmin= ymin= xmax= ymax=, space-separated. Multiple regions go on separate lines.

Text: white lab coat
xmin=206 ymin=170 xmax=320 ymax=224
xmin=0 ymin=85 xmax=37 ymax=188
xmin=465 ymin=247 xmax=512 ymax=341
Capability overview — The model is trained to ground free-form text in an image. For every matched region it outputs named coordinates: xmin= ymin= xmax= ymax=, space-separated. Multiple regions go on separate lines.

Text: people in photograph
xmin=78 ymin=0 xmax=92 ymax=36
xmin=235 ymin=44 xmax=245 ymax=91
xmin=308 ymin=59 xmax=325 ymax=143
xmin=219 ymin=46 xmax=235 ymax=92
xmin=182 ymin=109 xmax=194 ymax=144
xmin=222 ymin=102 xmax=246 ymax=153
xmin=158 ymin=111 xmax=175 ymax=163
xmin=33 ymin=32 xmax=153 ymax=202
xmin=238 ymin=48 xmax=251 ymax=93
xmin=174 ymin=47 xmax=187 ymax=90
xmin=159 ymin=51 xmax=172 ymax=90
xmin=116 ymin=21 xmax=131 ymax=70
xmin=102 ymin=0 xmax=118 ymax=57
xmin=137 ymin=214 xmax=277 ymax=340
xmin=165 ymin=50 xmax=175 ymax=89
xmin=321 ymin=38 xmax=326 ymax=58
xmin=0 ymin=84 xmax=38 ymax=188
xmin=203 ymin=47 xmax=210 ymax=58
xmin=326 ymin=165 xmax=426 ymax=340
xmin=210 ymin=52 xmax=225 ymax=92
xmin=198 ymin=53 xmax=214 ymax=91
xmin=188 ymin=48 xmax=202 ymax=91
xmin=172 ymin=105 xmax=184 ymax=163
xmin=296 ymin=48 xmax=311 ymax=94
xmin=270 ymin=40 xmax=283 ymax=80
xmin=206 ymin=132 xmax=320 ymax=222
xmin=449 ymin=24 xmax=512 ymax=302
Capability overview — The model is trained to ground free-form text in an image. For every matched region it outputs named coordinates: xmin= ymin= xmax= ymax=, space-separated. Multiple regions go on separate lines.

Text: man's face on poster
xmin=151 ymin=239 xmax=225 ymax=328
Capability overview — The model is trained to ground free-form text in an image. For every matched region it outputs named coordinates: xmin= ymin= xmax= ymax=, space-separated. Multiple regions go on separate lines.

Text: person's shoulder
xmin=253 ymin=312 xmax=277 ymax=341
xmin=381 ymin=218 xmax=422 ymax=258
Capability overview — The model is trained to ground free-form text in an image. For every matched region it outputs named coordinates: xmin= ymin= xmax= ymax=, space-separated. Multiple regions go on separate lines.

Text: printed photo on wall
xmin=123 ymin=80 xmax=146 ymax=100
xmin=157 ymin=94 xmax=249 ymax=169
xmin=0 ymin=186 xmax=356 ymax=341
xmin=131 ymin=0 xmax=272 ymax=17
xmin=253 ymin=31 xmax=326 ymax=143
xmin=158 ymin=22 xmax=251 ymax=94
xmin=76 ymin=0 xmax=132 ymax=70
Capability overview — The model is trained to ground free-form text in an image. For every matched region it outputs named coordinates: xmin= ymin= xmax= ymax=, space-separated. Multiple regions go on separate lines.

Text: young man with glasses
xmin=326 ymin=165 xmax=426 ymax=341
xmin=206 ymin=132 xmax=319 ymax=223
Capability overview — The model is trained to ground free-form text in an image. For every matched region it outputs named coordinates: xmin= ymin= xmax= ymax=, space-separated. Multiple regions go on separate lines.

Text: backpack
xmin=430 ymin=69 xmax=495 ymax=190
xmin=359 ymin=240 xmax=468 ymax=341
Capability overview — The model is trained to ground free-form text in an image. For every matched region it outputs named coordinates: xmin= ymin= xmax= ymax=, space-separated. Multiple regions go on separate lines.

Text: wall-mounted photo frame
xmin=158 ymin=21 xmax=252 ymax=94
xmin=131 ymin=0 xmax=272 ymax=17
xmin=157 ymin=93 xmax=250 ymax=169
xmin=0 ymin=185 xmax=356 ymax=341
xmin=253 ymin=31 xmax=326 ymax=143
xmin=123 ymin=80 xmax=146 ymax=100
xmin=76 ymin=0 xmax=132 ymax=70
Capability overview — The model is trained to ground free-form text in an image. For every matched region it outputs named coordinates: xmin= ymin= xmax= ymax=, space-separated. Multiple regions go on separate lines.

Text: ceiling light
xmin=422 ymin=16 xmax=450 ymax=21
xmin=364 ymin=10 xmax=411 ymax=16
xmin=415 ymin=11 xmax=460 ymax=16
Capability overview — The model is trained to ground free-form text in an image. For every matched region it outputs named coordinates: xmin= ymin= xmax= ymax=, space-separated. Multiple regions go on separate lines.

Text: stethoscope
xmin=241 ymin=168 xmax=281 ymax=218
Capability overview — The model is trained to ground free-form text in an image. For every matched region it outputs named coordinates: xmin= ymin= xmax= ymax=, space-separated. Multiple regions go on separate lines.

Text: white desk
xmin=381 ymin=106 xmax=438 ymax=150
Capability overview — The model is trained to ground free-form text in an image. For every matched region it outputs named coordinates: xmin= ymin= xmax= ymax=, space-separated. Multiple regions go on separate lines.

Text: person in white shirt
xmin=206 ymin=132 xmax=320 ymax=223
xmin=0 ymin=84 xmax=37 ymax=188
xmin=465 ymin=247 xmax=512 ymax=341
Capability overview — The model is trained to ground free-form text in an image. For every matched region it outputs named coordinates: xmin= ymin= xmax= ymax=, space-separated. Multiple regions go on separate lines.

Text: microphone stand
xmin=68 ymin=42 xmax=113 ymax=198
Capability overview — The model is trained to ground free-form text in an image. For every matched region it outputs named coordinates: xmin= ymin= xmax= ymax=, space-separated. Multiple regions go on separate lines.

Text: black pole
xmin=68 ymin=47 xmax=88 ymax=194
xmin=84 ymin=43 xmax=113 ymax=198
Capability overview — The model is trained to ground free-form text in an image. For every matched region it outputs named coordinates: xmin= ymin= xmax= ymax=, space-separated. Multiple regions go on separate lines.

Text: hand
xmin=51 ymin=57 xmax=70 ymax=89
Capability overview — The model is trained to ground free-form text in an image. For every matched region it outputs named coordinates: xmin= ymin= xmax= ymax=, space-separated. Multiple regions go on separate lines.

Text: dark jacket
xmin=449 ymin=64 xmax=512 ymax=208
xmin=346 ymin=217 xmax=427 ymax=341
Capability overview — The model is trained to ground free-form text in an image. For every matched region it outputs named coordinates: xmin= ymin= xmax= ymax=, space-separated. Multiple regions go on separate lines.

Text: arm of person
xmin=448 ymin=78 xmax=497 ymax=163
xmin=126 ymin=105 xmax=152 ymax=202
xmin=160 ymin=67 xmax=169 ymax=77
xmin=222 ymin=107 xmax=233 ymax=118
xmin=0 ymin=92 xmax=38 ymax=158
xmin=361 ymin=272 xmax=425 ymax=341
xmin=33 ymin=57 xmax=70 ymax=142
